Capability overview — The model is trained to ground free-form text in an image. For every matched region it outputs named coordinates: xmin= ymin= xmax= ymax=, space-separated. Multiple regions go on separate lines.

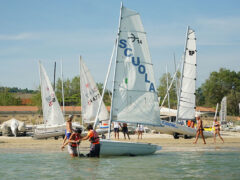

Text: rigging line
xmin=116 ymin=60 xmax=153 ymax=66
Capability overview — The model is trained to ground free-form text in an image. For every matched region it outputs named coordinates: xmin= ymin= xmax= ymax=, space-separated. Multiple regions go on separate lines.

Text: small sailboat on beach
xmin=94 ymin=4 xmax=161 ymax=156
xmin=79 ymin=56 xmax=109 ymax=134
xmin=33 ymin=62 xmax=66 ymax=139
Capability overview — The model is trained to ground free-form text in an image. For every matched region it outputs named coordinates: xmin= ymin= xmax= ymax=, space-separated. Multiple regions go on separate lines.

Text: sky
xmin=0 ymin=0 xmax=239 ymax=90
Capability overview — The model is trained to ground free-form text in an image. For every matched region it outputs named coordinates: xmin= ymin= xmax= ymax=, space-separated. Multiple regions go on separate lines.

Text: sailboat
xmin=220 ymin=96 xmax=227 ymax=124
xmin=33 ymin=62 xmax=67 ymax=139
xmin=94 ymin=4 xmax=161 ymax=156
xmin=156 ymin=27 xmax=213 ymax=138
xmin=79 ymin=56 xmax=110 ymax=134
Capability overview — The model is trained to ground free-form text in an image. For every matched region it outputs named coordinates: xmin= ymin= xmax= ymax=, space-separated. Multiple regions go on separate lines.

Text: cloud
xmin=0 ymin=32 xmax=38 ymax=40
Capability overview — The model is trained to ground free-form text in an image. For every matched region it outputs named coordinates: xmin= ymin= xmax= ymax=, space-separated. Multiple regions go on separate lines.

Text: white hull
xmin=100 ymin=139 xmax=160 ymax=156
xmin=32 ymin=123 xmax=83 ymax=139
xmin=153 ymin=121 xmax=213 ymax=138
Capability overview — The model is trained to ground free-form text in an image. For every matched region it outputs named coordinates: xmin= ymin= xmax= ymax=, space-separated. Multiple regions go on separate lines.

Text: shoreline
xmin=0 ymin=131 xmax=240 ymax=153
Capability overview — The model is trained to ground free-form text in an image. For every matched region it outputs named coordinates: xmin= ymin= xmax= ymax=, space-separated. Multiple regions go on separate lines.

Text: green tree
xmin=201 ymin=68 xmax=240 ymax=115
xmin=0 ymin=87 xmax=21 ymax=105
xmin=157 ymin=72 xmax=179 ymax=108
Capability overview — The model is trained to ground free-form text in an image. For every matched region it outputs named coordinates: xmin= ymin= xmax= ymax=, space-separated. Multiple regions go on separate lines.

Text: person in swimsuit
xmin=61 ymin=128 xmax=82 ymax=157
xmin=62 ymin=115 xmax=73 ymax=147
xmin=193 ymin=115 xmax=206 ymax=144
xmin=213 ymin=118 xmax=224 ymax=143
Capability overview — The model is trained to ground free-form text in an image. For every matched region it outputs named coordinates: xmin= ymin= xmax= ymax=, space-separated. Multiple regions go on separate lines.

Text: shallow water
xmin=0 ymin=151 xmax=240 ymax=180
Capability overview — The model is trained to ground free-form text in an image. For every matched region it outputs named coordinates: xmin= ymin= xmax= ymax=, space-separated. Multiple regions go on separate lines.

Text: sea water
xmin=0 ymin=151 xmax=240 ymax=180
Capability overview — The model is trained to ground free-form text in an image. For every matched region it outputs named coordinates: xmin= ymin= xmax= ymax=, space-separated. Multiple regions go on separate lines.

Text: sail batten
xmin=111 ymin=6 xmax=161 ymax=126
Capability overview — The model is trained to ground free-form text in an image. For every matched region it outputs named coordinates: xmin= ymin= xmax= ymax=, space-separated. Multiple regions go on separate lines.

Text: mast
xmin=79 ymin=56 xmax=83 ymax=126
xmin=174 ymin=53 xmax=179 ymax=103
xmin=106 ymin=2 xmax=123 ymax=139
xmin=61 ymin=59 xmax=65 ymax=116
xmin=166 ymin=65 xmax=171 ymax=121
xmin=53 ymin=61 xmax=56 ymax=92
xmin=214 ymin=103 xmax=219 ymax=120
xmin=176 ymin=26 xmax=189 ymax=123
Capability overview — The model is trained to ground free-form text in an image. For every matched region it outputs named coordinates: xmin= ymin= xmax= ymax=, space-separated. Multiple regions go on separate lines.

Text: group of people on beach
xmin=61 ymin=115 xmax=100 ymax=158
xmin=61 ymin=114 xmax=224 ymax=158
xmin=113 ymin=122 xmax=144 ymax=140
xmin=193 ymin=115 xmax=224 ymax=144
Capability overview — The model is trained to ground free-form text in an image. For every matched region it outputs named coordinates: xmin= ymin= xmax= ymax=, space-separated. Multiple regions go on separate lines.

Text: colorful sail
xmin=177 ymin=27 xmax=197 ymax=121
xmin=80 ymin=57 xmax=109 ymax=124
xmin=39 ymin=62 xmax=65 ymax=126
xmin=111 ymin=6 xmax=161 ymax=126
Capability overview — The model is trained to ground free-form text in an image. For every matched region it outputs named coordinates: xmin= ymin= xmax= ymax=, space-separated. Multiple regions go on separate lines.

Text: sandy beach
xmin=0 ymin=131 xmax=240 ymax=154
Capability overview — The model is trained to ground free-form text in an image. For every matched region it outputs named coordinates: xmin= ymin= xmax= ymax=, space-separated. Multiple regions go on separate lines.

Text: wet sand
xmin=0 ymin=131 xmax=240 ymax=153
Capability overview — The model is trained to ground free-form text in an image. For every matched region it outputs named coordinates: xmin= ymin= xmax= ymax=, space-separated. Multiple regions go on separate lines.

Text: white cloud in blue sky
xmin=0 ymin=0 xmax=239 ymax=90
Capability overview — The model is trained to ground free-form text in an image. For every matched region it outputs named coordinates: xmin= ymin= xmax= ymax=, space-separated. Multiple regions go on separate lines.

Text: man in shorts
xmin=113 ymin=122 xmax=120 ymax=139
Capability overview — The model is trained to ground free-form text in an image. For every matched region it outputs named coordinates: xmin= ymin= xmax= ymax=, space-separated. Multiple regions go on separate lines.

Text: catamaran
xmin=155 ymin=27 xmax=213 ymax=138
xmin=93 ymin=4 xmax=162 ymax=156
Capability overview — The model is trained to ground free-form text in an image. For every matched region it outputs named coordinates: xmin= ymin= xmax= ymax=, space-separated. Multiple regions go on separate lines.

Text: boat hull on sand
xmin=100 ymin=139 xmax=160 ymax=156
xmin=152 ymin=122 xmax=213 ymax=138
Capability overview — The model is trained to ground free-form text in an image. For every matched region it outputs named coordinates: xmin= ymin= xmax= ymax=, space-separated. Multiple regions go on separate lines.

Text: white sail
xmin=177 ymin=27 xmax=197 ymax=121
xmin=111 ymin=6 xmax=161 ymax=126
xmin=39 ymin=62 xmax=65 ymax=126
xmin=220 ymin=96 xmax=227 ymax=123
xmin=80 ymin=57 xmax=109 ymax=124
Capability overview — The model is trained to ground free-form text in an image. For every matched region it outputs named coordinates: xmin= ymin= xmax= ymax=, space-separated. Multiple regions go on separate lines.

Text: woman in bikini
xmin=213 ymin=118 xmax=224 ymax=143
xmin=193 ymin=115 xmax=206 ymax=144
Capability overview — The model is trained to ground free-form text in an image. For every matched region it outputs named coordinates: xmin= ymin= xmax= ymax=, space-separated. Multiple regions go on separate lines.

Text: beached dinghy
xmin=33 ymin=62 xmax=82 ymax=139
xmin=79 ymin=57 xmax=109 ymax=135
xmin=94 ymin=4 xmax=161 ymax=156
xmin=33 ymin=62 xmax=66 ymax=139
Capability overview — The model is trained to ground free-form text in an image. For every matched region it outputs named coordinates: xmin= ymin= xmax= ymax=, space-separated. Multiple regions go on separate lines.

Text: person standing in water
xmin=81 ymin=124 xmax=100 ymax=157
xmin=62 ymin=115 xmax=73 ymax=147
xmin=213 ymin=118 xmax=224 ymax=143
xmin=61 ymin=128 xmax=82 ymax=157
xmin=193 ymin=115 xmax=206 ymax=144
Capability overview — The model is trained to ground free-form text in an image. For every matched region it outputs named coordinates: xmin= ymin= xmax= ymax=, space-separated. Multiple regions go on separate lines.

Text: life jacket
xmin=70 ymin=133 xmax=81 ymax=147
xmin=89 ymin=130 xmax=99 ymax=144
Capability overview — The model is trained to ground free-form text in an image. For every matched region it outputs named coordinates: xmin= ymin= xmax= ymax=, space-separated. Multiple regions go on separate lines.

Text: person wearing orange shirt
xmin=82 ymin=124 xmax=100 ymax=157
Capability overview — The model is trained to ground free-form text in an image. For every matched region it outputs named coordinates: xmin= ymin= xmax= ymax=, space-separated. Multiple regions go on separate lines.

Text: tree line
xmin=1 ymin=68 xmax=239 ymax=115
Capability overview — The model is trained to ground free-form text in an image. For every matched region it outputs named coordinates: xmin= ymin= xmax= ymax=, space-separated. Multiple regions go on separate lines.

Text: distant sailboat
xmin=220 ymin=96 xmax=227 ymax=124
xmin=79 ymin=56 xmax=109 ymax=134
xmin=33 ymin=62 xmax=66 ymax=139
xmin=79 ymin=56 xmax=109 ymax=125
xmin=94 ymin=4 xmax=161 ymax=156
xmin=156 ymin=27 xmax=213 ymax=138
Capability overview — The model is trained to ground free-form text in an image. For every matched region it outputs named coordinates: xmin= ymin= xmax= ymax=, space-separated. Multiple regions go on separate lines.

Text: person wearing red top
xmin=82 ymin=124 xmax=100 ymax=157
xmin=61 ymin=128 xmax=82 ymax=157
